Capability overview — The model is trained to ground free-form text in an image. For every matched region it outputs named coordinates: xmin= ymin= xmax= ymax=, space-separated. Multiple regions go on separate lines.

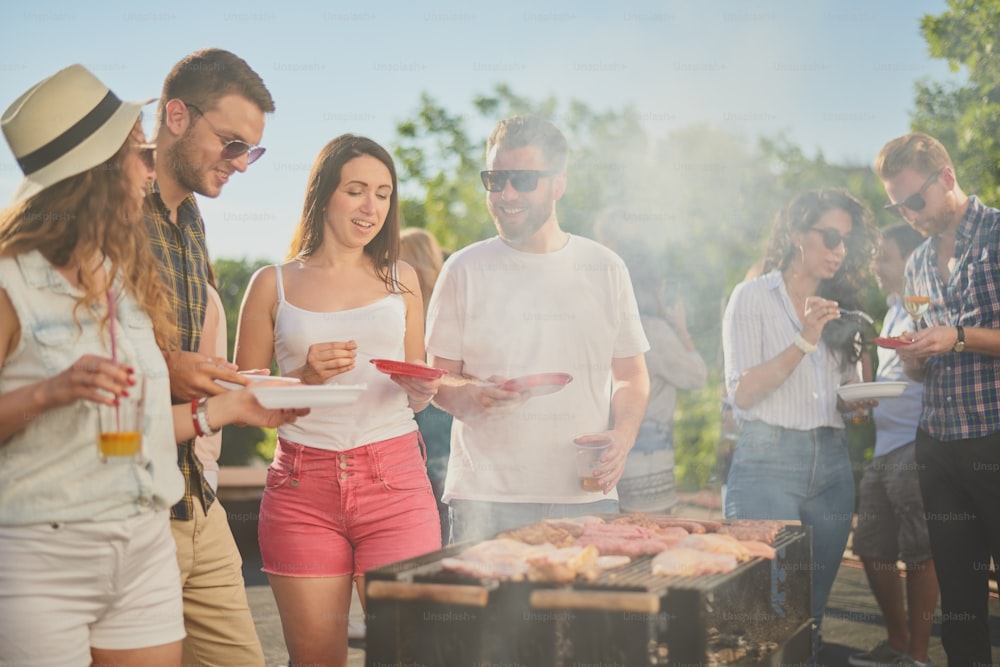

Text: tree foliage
xmin=213 ymin=257 xmax=272 ymax=361
xmin=914 ymin=0 xmax=1000 ymax=202
xmin=212 ymin=257 xmax=273 ymax=466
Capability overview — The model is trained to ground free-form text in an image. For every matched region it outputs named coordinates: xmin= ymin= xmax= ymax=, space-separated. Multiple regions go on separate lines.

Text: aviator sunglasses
xmin=809 ymin=226 xmax=850 ymax=250
xmin=884 ymin=170 xmax=940 ymax=217
xmin=184 ymin=102 xmax=266 ymax=165
xmin=480 ymin=169 xmax=558 ymax=193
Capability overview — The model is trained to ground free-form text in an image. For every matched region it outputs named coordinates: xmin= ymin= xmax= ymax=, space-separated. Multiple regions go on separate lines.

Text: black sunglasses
xmin=810 ymin=226 xmax=850 ymax=250
xmin=136 ymin=142 xmax=156 ymax=171
xmin=884 ymin=170 xmax=940 ymax=217
xmin=480 ymin=169 xmax=558 ymax=193
xmin=184 ymin=102 xmax=266 ymax=165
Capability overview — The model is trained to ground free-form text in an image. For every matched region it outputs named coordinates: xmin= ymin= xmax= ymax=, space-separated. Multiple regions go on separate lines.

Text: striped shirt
xmin=723 ymin=270 xmax=856 ymax=430
xmin=904 ymin=195 xmax=1000 ymax=441
xmin=143 ymin=181 xmax=215 ymax=520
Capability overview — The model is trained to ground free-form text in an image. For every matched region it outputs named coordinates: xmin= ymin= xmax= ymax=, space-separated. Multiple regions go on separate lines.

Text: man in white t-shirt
xmin=426 ymin=115 xmax=650 ymax=543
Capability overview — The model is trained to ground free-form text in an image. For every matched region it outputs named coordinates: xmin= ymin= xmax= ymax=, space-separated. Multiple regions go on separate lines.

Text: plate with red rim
xmin=251 ymin=384 xmax=366 ymax=409
xmin=369 ymin=359 xmax=448 ymax=380
xmin=499 ymin=372 xmax=574 ymax=397
xmin=873 ymin=336 xmax=912 ymax=350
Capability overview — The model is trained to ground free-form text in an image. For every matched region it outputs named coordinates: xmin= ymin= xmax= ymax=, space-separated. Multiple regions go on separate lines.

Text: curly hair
xmin=762 ymin=188 xmax=878 ymax=368
xmin=0 ymin=138 xmax=178 ymax=352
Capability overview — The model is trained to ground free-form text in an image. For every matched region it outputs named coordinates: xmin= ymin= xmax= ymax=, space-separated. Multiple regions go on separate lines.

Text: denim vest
xmin=0 ymin=251 xmax=182 ymax=525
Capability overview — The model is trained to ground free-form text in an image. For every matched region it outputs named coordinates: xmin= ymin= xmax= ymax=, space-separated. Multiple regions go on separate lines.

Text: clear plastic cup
xmin=575 ymin=440 xmax=611 ymax=492
xmin=96 ymin=374 xmax=146 ymax=464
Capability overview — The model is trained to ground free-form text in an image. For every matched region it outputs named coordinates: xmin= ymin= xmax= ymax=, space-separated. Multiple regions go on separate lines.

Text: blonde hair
xmin=0 ymin=139 xmax=178 ymax=351
xmin=399 ymin=227 xmax=444 ymax=315
xmin=875 ymin=132 xmax=953 ymax=180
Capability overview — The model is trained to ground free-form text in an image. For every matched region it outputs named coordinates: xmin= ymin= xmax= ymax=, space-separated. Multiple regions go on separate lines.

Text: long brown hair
xmin=286 ymin=135 xmax=402 ymax=293
xmin=0 ymin=139 xmax=178 ymax=351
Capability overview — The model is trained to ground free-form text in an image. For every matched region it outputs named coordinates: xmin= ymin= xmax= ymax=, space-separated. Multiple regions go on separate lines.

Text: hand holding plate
xmin=897 ymin=325 xmax=961 ymax=360
xmin=474 ymin=375 xmax=529 ymax=416
xmin=389 ymin=361 xmax=442 ymax=407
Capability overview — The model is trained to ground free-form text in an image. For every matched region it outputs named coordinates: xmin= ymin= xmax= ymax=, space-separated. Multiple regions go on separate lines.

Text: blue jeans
xmin=448 ymin=499 xmax=619 ymax=544
xmin=724 ymin=420 xmax=854 ymax=626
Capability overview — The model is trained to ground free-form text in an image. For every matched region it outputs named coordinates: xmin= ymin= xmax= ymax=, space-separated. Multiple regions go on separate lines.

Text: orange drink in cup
xmin=97 ymin=374 xmax=145 ymax=463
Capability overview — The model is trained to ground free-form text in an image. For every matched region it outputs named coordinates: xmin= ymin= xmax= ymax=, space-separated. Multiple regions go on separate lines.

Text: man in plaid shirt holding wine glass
xmin=876 ymin=132 xmax=1000 ymax=667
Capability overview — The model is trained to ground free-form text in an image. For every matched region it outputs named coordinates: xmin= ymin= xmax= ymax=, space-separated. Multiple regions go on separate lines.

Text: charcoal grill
xmin=365 ymin=523 xmax=813 ymax=666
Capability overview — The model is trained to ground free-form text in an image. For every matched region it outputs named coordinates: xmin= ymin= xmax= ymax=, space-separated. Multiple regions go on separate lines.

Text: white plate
xmin=216 ymin=375 xmax=301 ymax=391
xmin=837 ymin=381 xmax=908 ymax=401
xmin=251 ymin=384 xmax=366 ymax=409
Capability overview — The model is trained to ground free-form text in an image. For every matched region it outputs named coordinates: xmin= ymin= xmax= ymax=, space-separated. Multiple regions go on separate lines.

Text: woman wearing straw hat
xmin=0 ymin=64 xmax=306 ymax=667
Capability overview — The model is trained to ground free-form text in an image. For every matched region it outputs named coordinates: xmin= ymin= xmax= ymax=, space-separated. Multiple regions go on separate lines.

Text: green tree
xmin=395 ymin=93 xmax=486 ymax=251
xmin=213 ymin=257 xmax=272 ymax=360
xmin=914 ymin=0 xmax=1000 ymax=202
xmin=212 ymin=257 xmax=273 ymax=466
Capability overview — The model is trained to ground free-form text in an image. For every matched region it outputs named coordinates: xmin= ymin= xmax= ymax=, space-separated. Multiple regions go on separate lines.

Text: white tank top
xmin=273 ymin=264 xmax=416 ymax=451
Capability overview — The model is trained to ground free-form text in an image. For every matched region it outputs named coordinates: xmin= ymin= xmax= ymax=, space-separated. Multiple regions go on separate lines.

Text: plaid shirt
xmin=904 ymin=196 xmax=1000 ymax=441
xmin=144 ymin=181 xmax=215 ymax=519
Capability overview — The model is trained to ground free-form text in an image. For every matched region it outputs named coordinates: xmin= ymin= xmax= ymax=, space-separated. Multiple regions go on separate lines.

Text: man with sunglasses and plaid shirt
xmin=426 ymin=115 xmax=650 ymax=543
xmin=144 ymin=48 xmax=274 ymax=666
xmin=876 ymin=132 xmax=1000 ymax=667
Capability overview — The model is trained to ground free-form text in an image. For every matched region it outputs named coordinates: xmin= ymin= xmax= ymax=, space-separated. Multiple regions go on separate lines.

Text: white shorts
xmin=0 ymin=510 xmax=185 ymax=667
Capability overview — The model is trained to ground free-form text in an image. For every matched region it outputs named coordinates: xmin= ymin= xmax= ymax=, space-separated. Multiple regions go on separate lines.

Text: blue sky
xmin=1 ymin=0 xmax=961 ymax=261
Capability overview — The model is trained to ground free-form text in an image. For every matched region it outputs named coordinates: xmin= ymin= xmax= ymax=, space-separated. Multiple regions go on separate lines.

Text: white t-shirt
xmin=426 ymin=235 xmax=649 ymax=504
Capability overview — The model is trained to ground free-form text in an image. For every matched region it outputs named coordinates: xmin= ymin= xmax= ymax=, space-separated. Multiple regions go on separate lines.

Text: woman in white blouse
xmin=722 ymin=189 xmax=878 ymax=649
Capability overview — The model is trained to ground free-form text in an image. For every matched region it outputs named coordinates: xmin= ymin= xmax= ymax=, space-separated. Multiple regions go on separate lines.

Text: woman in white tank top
xmin=234 ymin=135 xmax=442 ymax=667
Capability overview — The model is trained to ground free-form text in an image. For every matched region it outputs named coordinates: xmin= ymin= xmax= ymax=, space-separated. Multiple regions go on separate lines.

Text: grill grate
xmin=579 ymin=525 xmax=805 ymax=593
xmin=365 ymin=522 xmax=813 ymax=666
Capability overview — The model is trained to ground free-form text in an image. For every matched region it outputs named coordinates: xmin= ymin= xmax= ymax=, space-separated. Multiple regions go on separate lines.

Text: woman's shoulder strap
xmin=273 ymin=263 xmax=286 ymax=302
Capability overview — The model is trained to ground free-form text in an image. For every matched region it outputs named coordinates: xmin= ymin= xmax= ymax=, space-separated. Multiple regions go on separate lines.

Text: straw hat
xmin=1 ymin=64 xmax=154 ymax=205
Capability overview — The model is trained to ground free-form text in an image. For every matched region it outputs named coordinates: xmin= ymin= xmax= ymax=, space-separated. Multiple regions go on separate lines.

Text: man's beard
xmin=492 ymin=201 xmax=553 ymax=244
xmin=495 ymin=215 xmax=546 ymax=244
xmin=166 ymin=131 xmax=209 ymax=197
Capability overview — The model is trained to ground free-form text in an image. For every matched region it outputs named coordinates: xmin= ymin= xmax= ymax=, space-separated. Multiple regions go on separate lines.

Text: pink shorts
xmin=259 ymin=431 xmax=441 ymax=577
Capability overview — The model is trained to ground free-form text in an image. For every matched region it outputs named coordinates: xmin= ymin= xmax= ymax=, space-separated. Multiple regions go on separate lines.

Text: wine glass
xmin=902 ymin=292 xmax=930 ymax=329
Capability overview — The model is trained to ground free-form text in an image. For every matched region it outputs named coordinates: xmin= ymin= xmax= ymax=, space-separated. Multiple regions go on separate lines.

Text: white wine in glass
xmin=903 ymin=295 xmax=930 ymax=326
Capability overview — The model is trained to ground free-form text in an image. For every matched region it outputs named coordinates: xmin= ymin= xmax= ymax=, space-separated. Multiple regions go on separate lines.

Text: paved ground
xmin=226 ymin=492 xmax=1000 ymax=667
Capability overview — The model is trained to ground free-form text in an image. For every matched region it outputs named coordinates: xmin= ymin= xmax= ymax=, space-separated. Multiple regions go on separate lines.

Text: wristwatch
xmin=953 ymin=325 xmax=966 ymax=352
